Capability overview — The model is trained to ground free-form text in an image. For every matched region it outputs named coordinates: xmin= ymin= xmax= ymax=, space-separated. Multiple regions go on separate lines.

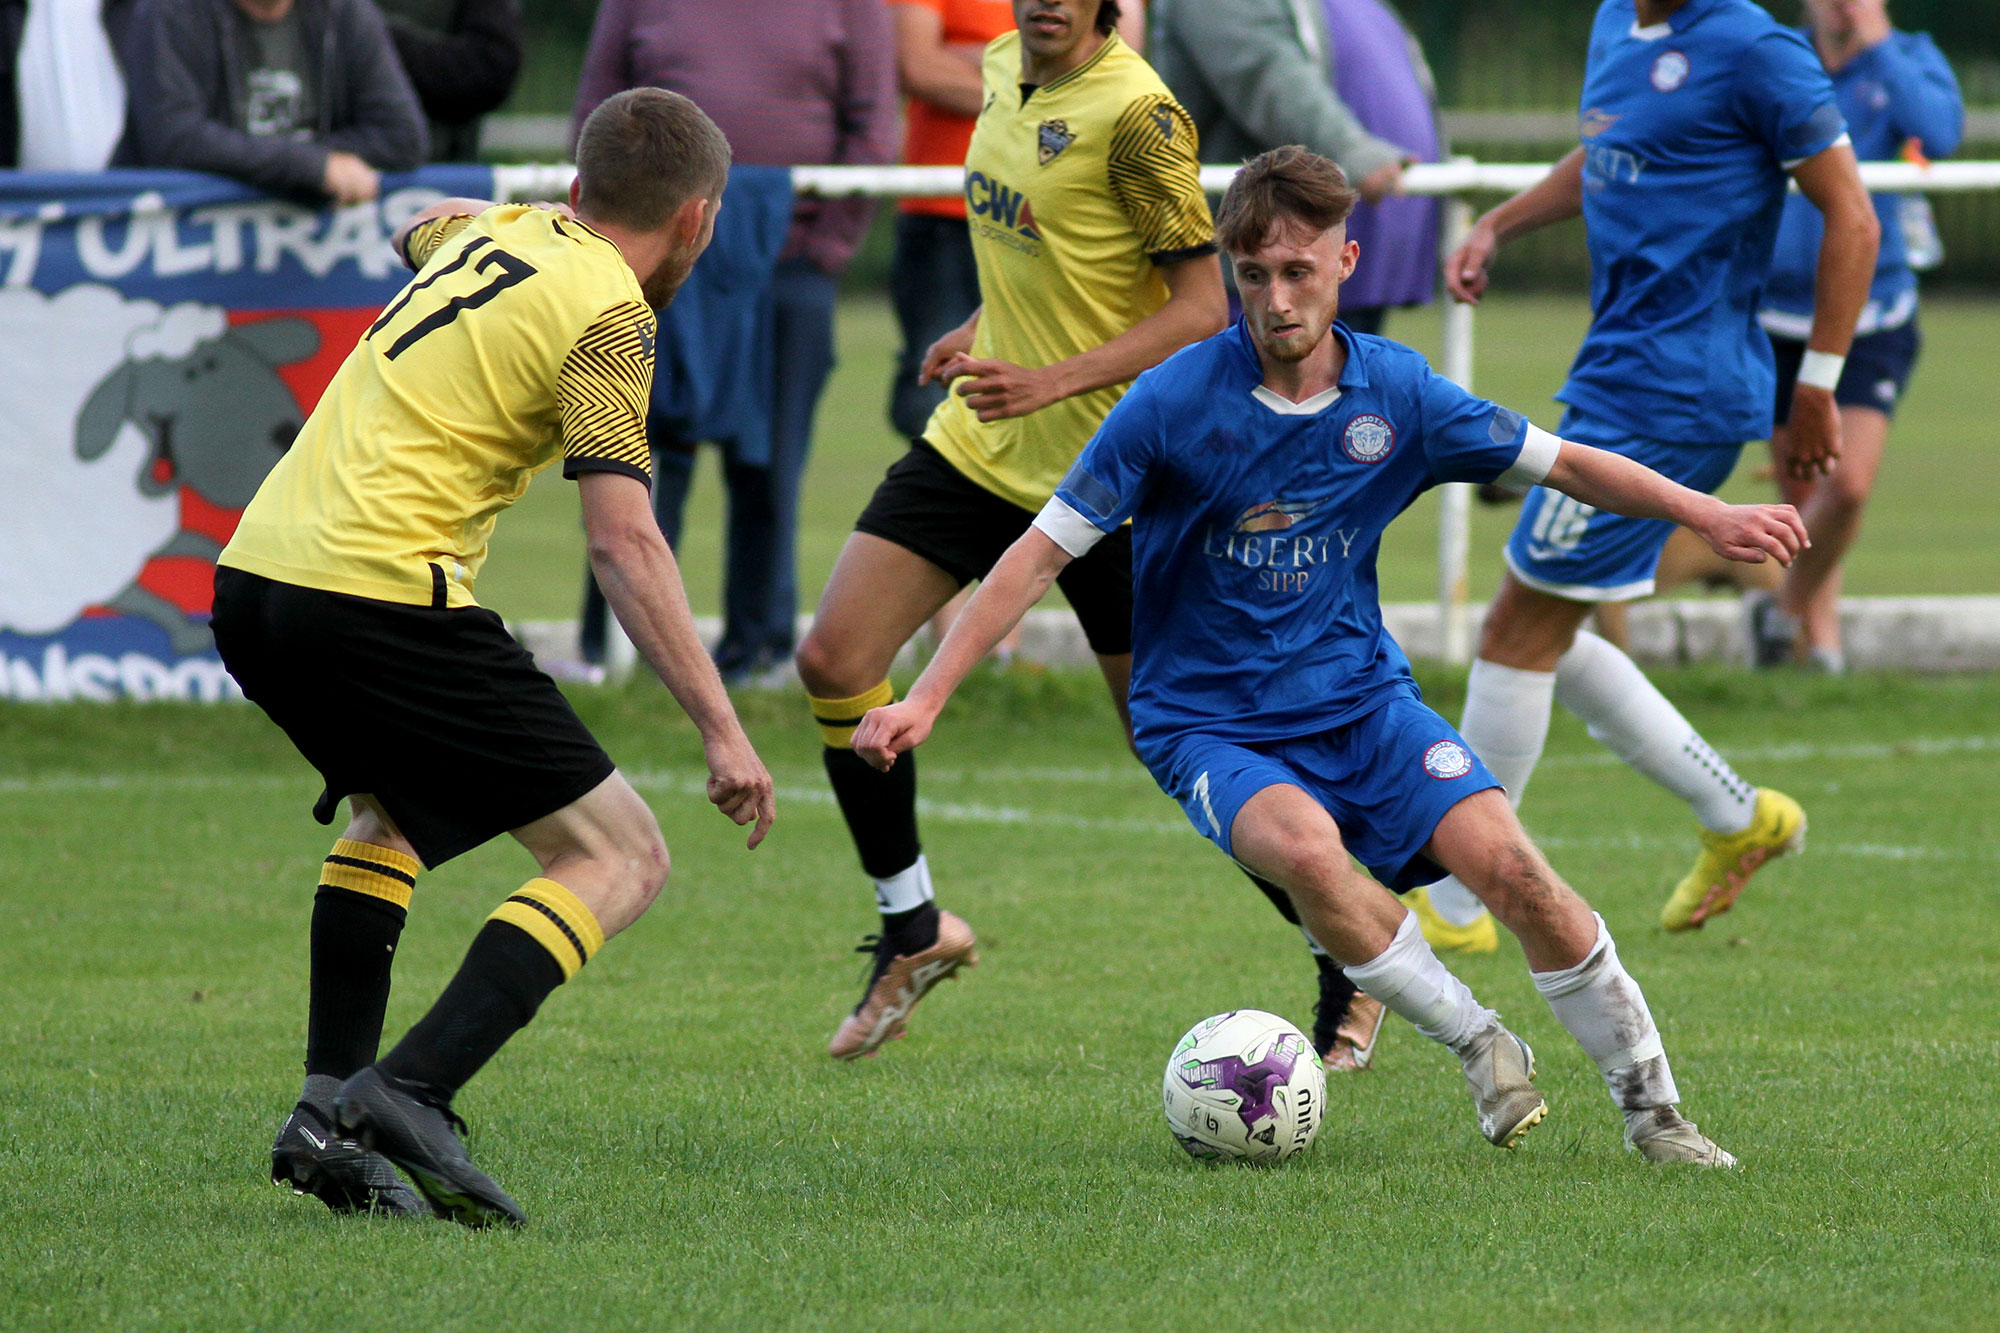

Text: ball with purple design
xmin=1162 ymin=1009 xmax=1327 ymax=1161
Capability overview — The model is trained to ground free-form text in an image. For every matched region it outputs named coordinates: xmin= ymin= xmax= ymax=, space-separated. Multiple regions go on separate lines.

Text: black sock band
xmin=376 ymin=920 xmax=567 ymax=1098
xmin=1243 ymin=869 xmax=1302 ymax=927
xmin=823 ymin=744 xmax=922 ymax=880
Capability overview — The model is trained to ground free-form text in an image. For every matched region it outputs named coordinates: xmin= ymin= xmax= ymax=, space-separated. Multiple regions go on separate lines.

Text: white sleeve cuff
xmin=1033 ymin=495 xmax=1109 ymax=557
xmin=1496 ymin=424 xmax=1562 ymax=490
xmin=1784 ymin=131 xmax=1851 ymax=170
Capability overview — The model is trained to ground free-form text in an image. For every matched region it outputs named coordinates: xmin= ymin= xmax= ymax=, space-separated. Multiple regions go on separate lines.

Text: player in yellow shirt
xmin=213 ymin=89 xmax=775 ymax=1229
xmin=794 ymin=0 xmax=1227 ymax=1060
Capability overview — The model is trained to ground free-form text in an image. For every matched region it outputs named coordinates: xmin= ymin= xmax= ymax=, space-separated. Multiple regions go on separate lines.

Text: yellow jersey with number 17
xmin=220 ymin=205 xmax=655 ymax=610
xmin=922 ymin=29 xmax=1214 ymax=514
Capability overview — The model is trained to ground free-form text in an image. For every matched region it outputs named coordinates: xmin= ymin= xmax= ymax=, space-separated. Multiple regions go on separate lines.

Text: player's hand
xmin=1358 ymin=159 xmax=1405 ymax=205
xmin=1696 ymin=498 xmax=1808 ymax=568
xmin=852 ymin=701 xmax=936 ymax=772
xmin=1445 ymin=219 xmax=1499 ymax=304
xmin=918 ymin=320 xmax=978 ymax=385
xmin=1783 ymin=383 xmax=1843 ymax=480
xmin=322 ymin=151 xmax=381 ymax=206
xmin=940 ymin=355 xmax=1066 ymax=421
xmin=703 ymin=730 xmax=776 ymax=848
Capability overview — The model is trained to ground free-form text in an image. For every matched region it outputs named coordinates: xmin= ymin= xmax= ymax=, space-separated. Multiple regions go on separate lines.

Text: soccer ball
xmin=1162 ymin=1009 xmax=1325 ymax=1162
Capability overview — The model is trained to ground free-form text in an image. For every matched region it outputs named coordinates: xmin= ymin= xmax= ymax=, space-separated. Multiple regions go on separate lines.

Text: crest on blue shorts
xmin=1424 ymin=740 xmax=1474 ymax=780
xmin=1342 ymin=414 xmax=1395 ymax=464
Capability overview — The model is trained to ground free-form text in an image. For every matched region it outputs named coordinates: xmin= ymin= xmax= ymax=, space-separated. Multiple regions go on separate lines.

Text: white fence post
xmin=1437 ymin=184 xmax=1477 ymax=667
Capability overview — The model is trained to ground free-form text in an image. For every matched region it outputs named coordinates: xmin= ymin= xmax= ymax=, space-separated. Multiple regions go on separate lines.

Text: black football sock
xmin=811 ymin=681 xmax=936 ymax=955
xmin=376 ymin=878 xmax=602 ymax=1100
xmin=303 ymin=840 xmax=418 ymax=1085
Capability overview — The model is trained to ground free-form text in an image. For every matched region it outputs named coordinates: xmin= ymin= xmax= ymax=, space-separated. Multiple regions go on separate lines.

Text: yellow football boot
xmin=1403 ymin=885 xmax=1498 ymax=955
xmin=1660 ymin=788 xmax=1806 ymax=932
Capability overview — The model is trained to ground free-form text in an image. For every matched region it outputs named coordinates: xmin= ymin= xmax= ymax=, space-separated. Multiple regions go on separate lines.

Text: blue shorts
xmin=1505 ymin=411 xmax=1741 ymax=602
xmin=1771 ymin=319 xmax=1921 ymax=423
xmin=1151 ymin=693 xmax=1503 ymax=891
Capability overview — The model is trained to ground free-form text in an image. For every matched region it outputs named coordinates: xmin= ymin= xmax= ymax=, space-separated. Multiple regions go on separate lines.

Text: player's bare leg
xmin=1226 ymin=784 xmax=1546 ymax=1149
xmin=1427 ymin=789 xmax=1736 ymax=1165
xmin=334 ymin=774 xmax=671 ymax=1226
xmin=1767 ymin=406 xmax=1890 ymax=671
xmin=797 ymin=533 xmax=978 ymax=1059
xmin=1094 ymin=655 xmax=1373 ymax=1067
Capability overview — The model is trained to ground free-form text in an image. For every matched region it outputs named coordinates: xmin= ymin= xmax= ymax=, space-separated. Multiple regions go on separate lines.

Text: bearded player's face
xmin=641 ymin=193 xmax=719 ymax=309
xmin=1013 ymin=0 xmax=1099 ymax=63
xmin=1232 ymin=222 xmax=1360 ymax=364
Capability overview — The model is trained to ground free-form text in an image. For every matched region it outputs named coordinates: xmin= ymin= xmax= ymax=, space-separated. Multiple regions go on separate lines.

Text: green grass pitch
xmin=3 ymin=666 xmax=1998 ymax=1329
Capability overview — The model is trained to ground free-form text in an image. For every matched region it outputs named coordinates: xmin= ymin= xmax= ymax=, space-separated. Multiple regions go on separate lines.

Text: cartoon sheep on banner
xmin=0 ymin=283 xmax=318 ymax=655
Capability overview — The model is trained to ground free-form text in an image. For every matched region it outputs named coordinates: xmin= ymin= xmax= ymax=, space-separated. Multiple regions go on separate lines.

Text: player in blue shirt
xmin=1750 ymin=0 xmax=1962 ymax=672
xmin=1439 ymin=0 xmax=1879 ymax=940
xmin=856 ymin=149 xmax=1806 ymax=1164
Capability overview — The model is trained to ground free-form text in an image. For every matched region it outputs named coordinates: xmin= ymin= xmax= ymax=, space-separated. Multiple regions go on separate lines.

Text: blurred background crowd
xmin=2 ymin=0 xmax=1991 ymax=683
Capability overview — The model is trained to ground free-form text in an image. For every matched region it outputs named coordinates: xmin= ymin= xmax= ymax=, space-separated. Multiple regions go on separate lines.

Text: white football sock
xmin=1531 ymin=912 xmax=1679 ymax=1112
xmin=872 ymin=854 xmax=935 ymax=914
xmin=1555 ymin=630 xmax=1757 ymax=834
xmin=1299 ymin=924 xmax=1330 ymax=958
xmin=1426 ymin=657 xmax=1559 ymax=926
xmin=1343 ymin=911 xmax=1495 ymax=1055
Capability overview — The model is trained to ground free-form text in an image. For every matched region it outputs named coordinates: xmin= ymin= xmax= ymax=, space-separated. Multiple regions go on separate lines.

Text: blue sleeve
xmin=1416 ymin=366 xmax=1532 ymax=485
xmin=1870 ymin=33 xmax=1964 ymax=160
xmin=1733 ymin=29 xmax=1846 ymax=166
xmin=1054 ymin=376 xmax=1163 ymax=531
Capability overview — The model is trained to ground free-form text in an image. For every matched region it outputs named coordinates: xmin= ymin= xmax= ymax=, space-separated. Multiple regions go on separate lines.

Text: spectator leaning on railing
xmin=377 ymin=0 xmax=522 ymax=163
xmin=2 ymin=0 xmax=137 ymax=170
xmin=123 ymin=0 xmax=425 ymax=204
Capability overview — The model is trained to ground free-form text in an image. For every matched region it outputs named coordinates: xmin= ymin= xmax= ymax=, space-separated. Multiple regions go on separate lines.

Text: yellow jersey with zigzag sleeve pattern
xmin=221 ymin=204 xmax=655 ymax=609
xmin=922 ymin=29 xmax=1214 ymax=513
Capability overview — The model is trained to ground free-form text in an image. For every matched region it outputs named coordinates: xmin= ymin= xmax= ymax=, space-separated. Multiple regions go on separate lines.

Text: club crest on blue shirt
xmin=1038 ymin=119 xmax=1076 ymax=165
xmin=1342 ymin=414 xmax=1395 ymax=464
xmin=1651 ymin=50 xmax=1690 ymax=92
xmin=1423 ymin=740 xmax=1475 ymax=780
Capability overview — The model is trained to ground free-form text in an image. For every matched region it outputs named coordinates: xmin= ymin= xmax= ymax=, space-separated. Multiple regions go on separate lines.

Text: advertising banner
xmin=0 ymin=166 xmax=492 ymax=701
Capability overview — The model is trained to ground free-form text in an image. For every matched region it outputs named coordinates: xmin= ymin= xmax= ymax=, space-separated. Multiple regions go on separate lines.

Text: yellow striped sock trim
xmin=319 ymin=839 xmax=420 ymax=910
xmin=487 ymin=877 xmax=604 ymax=981
xmin=809 ymin=679 xmax=894 ymax=749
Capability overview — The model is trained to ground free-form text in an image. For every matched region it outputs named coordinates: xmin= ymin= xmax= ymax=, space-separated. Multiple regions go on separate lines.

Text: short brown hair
xmin=1215 ymin=147 xmax=1360 ymax=255
xmin=575 ymin=88 xmax=732 ymax=230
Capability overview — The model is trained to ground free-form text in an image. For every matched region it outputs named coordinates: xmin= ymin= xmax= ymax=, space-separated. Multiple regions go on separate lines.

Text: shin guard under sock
xmin=1343 ymin=912 xmax=1494 ymax=1054
xmin=305 ymin=839 xmax=418 ymax=1081
xmin=377 ymin=878 xmax=602 ymax=1099
xmin=1531 ymin=912 xmax=1679 ymax=1112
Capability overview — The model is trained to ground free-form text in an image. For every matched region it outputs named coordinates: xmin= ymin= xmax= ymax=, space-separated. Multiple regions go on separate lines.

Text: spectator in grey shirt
xmin=1150 ymin=0 xmax=1410 ymax=205
xmin=125 ymin=0 xmax=425 ymax=203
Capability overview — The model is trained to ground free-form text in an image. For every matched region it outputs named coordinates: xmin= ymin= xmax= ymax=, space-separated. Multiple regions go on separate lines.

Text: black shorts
xmin=853 ymin=440 xmax=1134 ymax=656
xmin=1771 ymin=319 xmax=1922 ymax=424
xmin=212 ymin=567 xmax=616 ymax=868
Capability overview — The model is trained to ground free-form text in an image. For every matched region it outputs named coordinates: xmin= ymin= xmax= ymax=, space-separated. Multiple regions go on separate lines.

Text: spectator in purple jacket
xmin=574 ymin=0 xmax=902 ymax=684
xmin=1320 ymin=0 xmax=1445 ymax=334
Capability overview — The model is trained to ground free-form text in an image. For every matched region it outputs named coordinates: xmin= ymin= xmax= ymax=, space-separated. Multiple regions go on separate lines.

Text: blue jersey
xmin=1562 ymin=0 xmax=1846 ymax=445
xmin=1761 ymin=30 xmax=1963 ymax=339
xmin=1040 ymin=321 xmax=1555 ymax=759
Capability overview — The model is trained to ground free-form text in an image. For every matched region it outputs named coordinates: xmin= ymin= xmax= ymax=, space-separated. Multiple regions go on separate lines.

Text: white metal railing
xmin=492 ymin=158 xmax=2000 ymax=664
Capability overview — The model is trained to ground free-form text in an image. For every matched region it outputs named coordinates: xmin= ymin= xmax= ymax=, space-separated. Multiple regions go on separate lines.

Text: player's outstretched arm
xmin=579 ymin=473 xmax=777 ymax=848
xmin=391 ymin=196 xmax=493 ymax=268
xmin=1543 ymin=440 xmax=1808 ymax=567
xmin=938 ymin=255 xmax=1226 ymax=421
xmin=1781 ymin=142 xmax=1882 ymax=481
xmin=852 ymin=529 xmax=1075 ymax=771
xmin=1445 ymin=147 xmax=1585 ymax=305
